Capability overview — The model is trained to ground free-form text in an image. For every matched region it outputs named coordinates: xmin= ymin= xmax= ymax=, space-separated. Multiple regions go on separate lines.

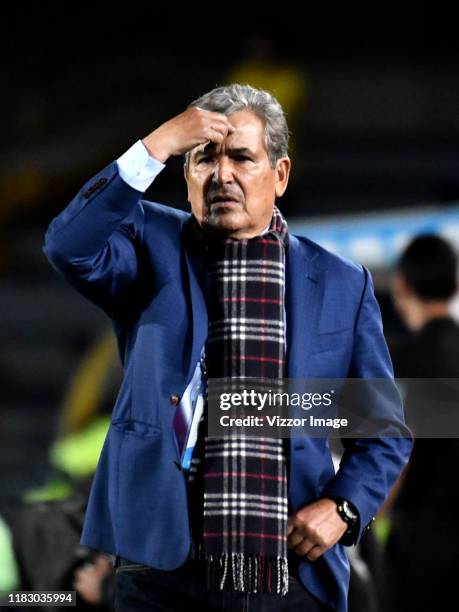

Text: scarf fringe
xmin=196 ymin=546 xmax=289 ymax=596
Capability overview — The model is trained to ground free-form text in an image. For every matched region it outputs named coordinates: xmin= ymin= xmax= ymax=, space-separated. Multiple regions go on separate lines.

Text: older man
xmin=43 ymin=84 xmax=411 ymax=612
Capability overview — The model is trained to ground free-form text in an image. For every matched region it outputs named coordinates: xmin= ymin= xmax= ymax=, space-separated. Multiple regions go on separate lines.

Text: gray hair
xmin=185 ymin=83 xmax=290 ymax=169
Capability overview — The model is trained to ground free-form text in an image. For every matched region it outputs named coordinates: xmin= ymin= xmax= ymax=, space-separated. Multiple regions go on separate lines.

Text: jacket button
xmin=169 ymin=394 xmax=180 ymax=406
xmin=83 ymin=178 xmax=108 ymax=199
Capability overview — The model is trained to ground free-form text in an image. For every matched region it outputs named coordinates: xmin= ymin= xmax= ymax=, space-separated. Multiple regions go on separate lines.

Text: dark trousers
xmin=114 ymin=556 xmax=329 ymax=612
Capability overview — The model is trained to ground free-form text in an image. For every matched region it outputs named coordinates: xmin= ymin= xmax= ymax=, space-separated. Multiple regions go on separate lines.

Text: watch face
xmin=342 ymin=500 xmax=358 ymax=521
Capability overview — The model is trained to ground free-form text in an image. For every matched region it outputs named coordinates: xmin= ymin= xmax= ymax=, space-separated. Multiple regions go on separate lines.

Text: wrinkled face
xmin=184 ymin=109 xmax=290 ymax=239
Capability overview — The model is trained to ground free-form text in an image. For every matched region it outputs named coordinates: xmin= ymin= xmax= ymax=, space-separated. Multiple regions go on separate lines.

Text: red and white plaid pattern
xmin=188 ymin=207 xmax=290 ymax=596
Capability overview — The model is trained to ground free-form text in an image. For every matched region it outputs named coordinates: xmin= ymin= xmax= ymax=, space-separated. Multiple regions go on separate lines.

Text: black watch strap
xmin=325 ymin=496 xmax=360 ymax=545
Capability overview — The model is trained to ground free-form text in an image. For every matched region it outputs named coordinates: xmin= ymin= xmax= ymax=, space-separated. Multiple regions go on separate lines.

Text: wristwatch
xmin=335 ymin=499 xmax=358 ymax=529
xmin=325 ymin=496 xmax=359 ymax=545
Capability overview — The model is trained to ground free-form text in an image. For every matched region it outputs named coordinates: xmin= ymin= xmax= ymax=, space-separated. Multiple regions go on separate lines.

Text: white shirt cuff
xmin=116 ymin=140 xmax=165 ymax=192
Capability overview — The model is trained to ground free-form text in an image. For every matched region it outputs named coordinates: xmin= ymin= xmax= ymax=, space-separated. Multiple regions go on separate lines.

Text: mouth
xmin=209 ymin=195 xmax=242 ymax=210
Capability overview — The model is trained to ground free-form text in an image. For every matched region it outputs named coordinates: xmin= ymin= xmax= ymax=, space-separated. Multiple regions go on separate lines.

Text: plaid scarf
xmin=187 ymin=206 xmax=290 ymax=596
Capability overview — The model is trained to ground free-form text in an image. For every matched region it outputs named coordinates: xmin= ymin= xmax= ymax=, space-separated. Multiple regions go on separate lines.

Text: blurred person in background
xmin=384 ymin=234 xmax=459 ymax=611
xmin=0 ymin=515 xmax=19 ymax=597
xmin=10 ymin=330 xmax=120 ymax=610
xmin=43 ymin=83 xmax=411 ymax=612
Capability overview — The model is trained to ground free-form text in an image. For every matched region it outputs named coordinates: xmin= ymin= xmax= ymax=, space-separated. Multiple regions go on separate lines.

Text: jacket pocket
xmin=116 ymin=562 xmax=151 ymax=572
xmin=111 ymin=419 xmax=161 ymax=439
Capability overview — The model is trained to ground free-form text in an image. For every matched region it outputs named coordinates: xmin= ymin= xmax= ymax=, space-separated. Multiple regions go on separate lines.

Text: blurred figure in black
xmin=384 ymin=234 xmax=459 ymax=611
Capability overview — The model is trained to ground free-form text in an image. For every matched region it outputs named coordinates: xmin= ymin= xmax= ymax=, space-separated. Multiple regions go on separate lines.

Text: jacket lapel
xmin=183 ymin=240 xmax=209 ymax=385
xmin=286 ymin=235 xmax=325 ymax=377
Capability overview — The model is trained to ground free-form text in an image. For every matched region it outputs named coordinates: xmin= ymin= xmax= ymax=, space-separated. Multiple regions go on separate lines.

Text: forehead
xmin=193 ymin=109 xmax=266 ymax=156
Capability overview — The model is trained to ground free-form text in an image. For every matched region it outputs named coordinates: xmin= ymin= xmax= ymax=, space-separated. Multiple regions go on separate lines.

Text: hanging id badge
xmin=181 ymin=392 xmax=204 ymax=471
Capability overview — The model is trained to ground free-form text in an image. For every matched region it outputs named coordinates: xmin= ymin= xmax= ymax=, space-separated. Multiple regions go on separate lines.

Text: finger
xmin=204 ymin=110 xmax=235 ymax=126
xmin=293 ymin=537 xmax=316 ymax=557
xmin=208 ymin=121 xmax=232 ymax=140
xmin=306 ymin=545 xmax=326 ymax=562
xmin=287 ymin=516 xmax=297 ymax=535
xmin=223 ymin=118 xmax=236 ymax=134
xmin=207 ymin=128 xmax=226 ymax=145
xmin=209 ymin=116 xmax=236 ymax=135
xmin=287 ymin=529 xmax=304 ymax=550
xmin=194 ymin=109 xmax=235 ymax=136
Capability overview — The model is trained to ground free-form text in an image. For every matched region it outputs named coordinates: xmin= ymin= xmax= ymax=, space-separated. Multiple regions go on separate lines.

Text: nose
xmin=212 ymin=156 xmax=234 ymax=184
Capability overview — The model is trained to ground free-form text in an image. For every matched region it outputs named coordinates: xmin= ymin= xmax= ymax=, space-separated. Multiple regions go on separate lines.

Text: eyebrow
xmin=193 ymin=146 xmax=256 ymax=160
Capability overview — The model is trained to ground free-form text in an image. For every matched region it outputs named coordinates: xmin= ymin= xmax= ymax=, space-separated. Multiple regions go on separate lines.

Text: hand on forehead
xmin=195 ymin=113 xmax=263 ymax=157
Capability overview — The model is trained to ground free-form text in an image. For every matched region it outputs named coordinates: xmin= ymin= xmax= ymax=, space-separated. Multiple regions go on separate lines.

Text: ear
xmin=183 ymin=162 xmax=190 ymax=203
xmin=274 ymin=157 xmax=291 ymax=198
xmin=397 ymin=274 xmax=416 ymax=299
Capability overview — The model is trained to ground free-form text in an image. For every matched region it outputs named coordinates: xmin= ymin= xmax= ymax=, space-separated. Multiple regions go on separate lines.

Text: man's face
xmin=184 ymin=109 xmax=290 ymax=239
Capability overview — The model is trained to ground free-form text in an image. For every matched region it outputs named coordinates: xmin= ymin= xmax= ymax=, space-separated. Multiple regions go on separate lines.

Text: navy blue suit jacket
xmin=43 ymin=161 xmax=412 ymax=612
